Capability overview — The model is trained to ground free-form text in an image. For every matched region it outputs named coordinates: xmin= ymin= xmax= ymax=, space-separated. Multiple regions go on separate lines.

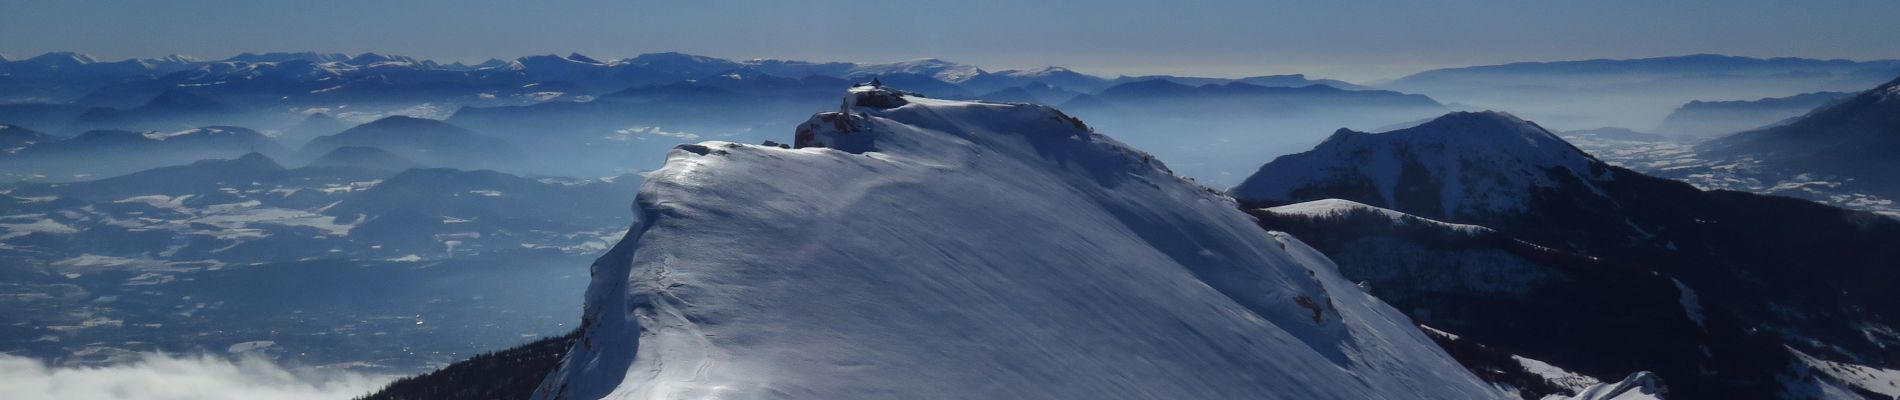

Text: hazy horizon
xmin=6 ymin=0 xmax=1900 ymax=82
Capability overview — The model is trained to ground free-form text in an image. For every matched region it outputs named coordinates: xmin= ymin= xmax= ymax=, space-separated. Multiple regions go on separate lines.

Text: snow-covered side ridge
xmin=1231 ymin=111 xmax=1608 ymax=218
xmin=1546 ymin=372 xmax=1666 ymax=400
xmin=1788 ymin=347 xmax=1900 ymax=398
xmin=1263 ymin=198 xmax=1492 ymax=235
xmin=534 ymin=86 xmax=1503 ymax=399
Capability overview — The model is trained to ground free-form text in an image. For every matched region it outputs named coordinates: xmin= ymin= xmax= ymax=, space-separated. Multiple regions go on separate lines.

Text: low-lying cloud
xmin=0 ymin=353 xmax=392 ymax=400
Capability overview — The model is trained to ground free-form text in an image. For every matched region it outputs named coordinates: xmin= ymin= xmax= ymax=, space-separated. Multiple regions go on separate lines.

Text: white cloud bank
xmin=0 ymin=353 xmax=392 ymax=400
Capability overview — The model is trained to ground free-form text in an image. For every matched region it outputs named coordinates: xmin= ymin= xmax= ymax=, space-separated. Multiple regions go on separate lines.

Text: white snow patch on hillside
xmin=1264 ymin=198 xmax=1492 ymax=234
xmin=1419 ymin=324 xmax=1461 ymax=340
xmin=1790 ymin=348 xmax=1900 ymax=397
xmin=110 ymin=196 xmax=354 ymax=238
xmin=1671 ymin=279 xmax=1707 ymax=331
xmin=0 ymin=215 xmax=79 ymax=239
xmin=537 ymin=88 xmax=1502 ymax=399
xmin=1512 ymin=355 xmax=1603 ymax=394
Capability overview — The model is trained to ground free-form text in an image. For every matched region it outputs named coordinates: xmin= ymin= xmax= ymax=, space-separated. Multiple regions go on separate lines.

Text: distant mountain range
xmin=0 ymin=50 xmax=1372 ymax=107
xmin=1654 ymin=91 xmax=1854 ymax=137
xmin=1381 ymin=54 xmax=1900 ymax=130
xmin=1696 ymin=75 xmax=1900 ymax=200
xmin=16 ymin=50 xmax=1896 ymax=187
xmin=0 ymin=50 xmax=1446 ymax=183
xmin=1391 ymin=54 xmax=1900 ymax=87
xmin=0 ymin=124 xmax=285 ymax=180
xmin=1546 ymin=75 xmax=1900 ymax=219
xmin=0 ymin=111 xmax=516 ymax=181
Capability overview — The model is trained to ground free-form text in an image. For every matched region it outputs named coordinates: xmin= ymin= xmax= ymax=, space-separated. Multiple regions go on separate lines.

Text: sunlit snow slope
xmin=534 ymin=86 xmax=1502 ymax=400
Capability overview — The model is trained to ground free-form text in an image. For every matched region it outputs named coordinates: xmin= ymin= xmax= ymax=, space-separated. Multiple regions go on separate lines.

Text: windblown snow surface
xmin=533 ymin=87 xmax=1502 ymax=399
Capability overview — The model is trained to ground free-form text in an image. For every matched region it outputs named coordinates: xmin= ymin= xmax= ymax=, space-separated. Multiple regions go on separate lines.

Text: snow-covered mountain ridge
xmin=533 ymin=86 xmax=1503 ymax=399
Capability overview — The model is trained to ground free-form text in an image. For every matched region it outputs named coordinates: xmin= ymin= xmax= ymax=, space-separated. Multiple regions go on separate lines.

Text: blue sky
xmin=3 ymin=0 xmax=1898 ymax=81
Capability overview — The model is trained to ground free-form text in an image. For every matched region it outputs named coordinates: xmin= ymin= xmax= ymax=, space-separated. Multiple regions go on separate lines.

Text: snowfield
xmin=535 ymin=86 xmax=1502 ymax=399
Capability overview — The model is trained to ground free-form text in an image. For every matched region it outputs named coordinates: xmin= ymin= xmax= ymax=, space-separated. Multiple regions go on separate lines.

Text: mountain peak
xmin=846 ymin=59 xmax=986 ymax=82
xmin=1406 ymin=111 xmax=1539 ymax=135
xmin=564 ymin=52 xmax=604 ymax=64
xmin=538 ymin=86 xmax=1503 ymax=399
xmin=220 ymin=51 xmax=350 ymax=64
xmin=627 ymin=51 xmax=729 ymax=65
xmin=349 ymin=52 xmax=405 ymax=64
xmin=469 ymin=58 xmax=510 ymax=69
xmin=1003 ymin=66 xmax=1076 ymax=76
xmin=1325 ymin=111 xmax=1577 ymax=152
xmin=228 ymin=151 xmax=283 ymax=168
xmin=362 ymin=115 xmax=446 ymax=127
xmin=26 ymin=51 xmax=97 ymax=65
xmin=300 ymin=112 xmax=336 ymax=122
xmin=1233 ymin=111 xmax=1607 ymax=219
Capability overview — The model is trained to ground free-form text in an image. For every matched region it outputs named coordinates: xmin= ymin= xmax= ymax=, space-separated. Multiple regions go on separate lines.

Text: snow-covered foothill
xmin=535 ymin=86 xmax=1503 ymax=399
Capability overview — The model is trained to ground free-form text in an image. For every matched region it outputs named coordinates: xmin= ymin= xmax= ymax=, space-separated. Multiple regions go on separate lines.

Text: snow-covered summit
xmin=534 ymin=87 xmax=1502 ymax=399
xmin=565 ymin=52 xmax=605 ymax=65
xmin=999 ymin=66 xmax=1078 ymax=77
xmin=26 ymin=51 xmax=99 ymax=65
xmin=623 ymin=51 xmax=737 ymax=69
xmin=845 ymin=58 xmax=986 ymax=82
xmin=1231 ymin=111 xmax=1610 ymax=219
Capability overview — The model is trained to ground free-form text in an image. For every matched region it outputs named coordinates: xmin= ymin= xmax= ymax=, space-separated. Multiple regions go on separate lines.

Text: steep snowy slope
xmin=534 ymin=86 xmax=1503 ymax=399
